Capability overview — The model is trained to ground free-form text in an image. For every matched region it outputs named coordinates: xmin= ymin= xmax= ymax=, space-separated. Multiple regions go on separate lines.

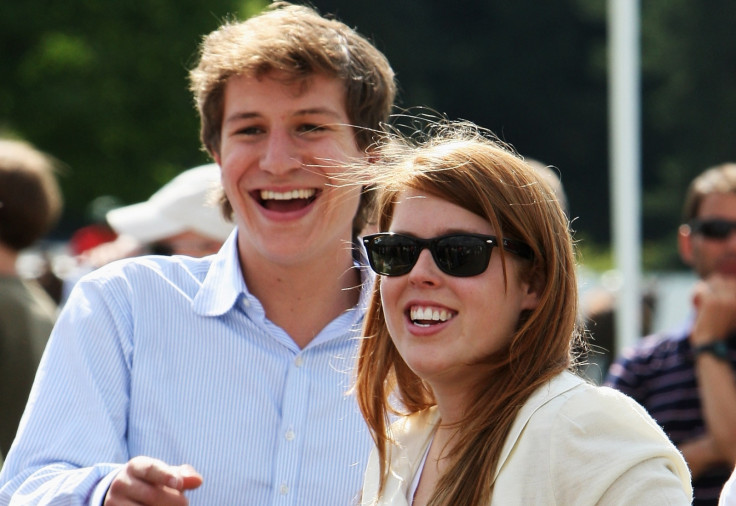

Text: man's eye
xmin=298 ymin=124 xmax=326 ymax=134
xmin=236 ymin=126 xmax=264 ymax=135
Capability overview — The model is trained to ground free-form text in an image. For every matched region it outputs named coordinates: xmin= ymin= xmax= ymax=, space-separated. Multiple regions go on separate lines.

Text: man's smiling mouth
xmin=255 ymin=188 xmax=318 ymax=212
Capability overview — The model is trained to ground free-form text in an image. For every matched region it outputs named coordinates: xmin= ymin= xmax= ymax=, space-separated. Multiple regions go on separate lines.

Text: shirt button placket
xmin=273 ymin=352 xmax=307 ymax=505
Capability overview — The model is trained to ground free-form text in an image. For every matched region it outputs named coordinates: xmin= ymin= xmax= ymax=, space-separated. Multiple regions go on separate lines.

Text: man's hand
xmin=104 ymin=456 xmax=203 ymax=505
xmin=691 ymin=276 xmax=736 ymax=345
xmin=688 ymin=275 xmax=736 ymax=469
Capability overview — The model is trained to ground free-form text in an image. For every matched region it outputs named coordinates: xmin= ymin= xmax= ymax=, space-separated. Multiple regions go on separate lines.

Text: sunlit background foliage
xmin=2 ymin=0 xmax=735 ymax=271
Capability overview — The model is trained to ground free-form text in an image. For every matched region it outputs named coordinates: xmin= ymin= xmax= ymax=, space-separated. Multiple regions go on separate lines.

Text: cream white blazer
xmin=361 ymin=371 xmax=692 ymax=505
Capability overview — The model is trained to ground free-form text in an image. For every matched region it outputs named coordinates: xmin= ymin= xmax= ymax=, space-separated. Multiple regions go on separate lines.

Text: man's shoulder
xmin=85 ymin=254 xmax=214 ymax=283
xmin=0 ymin=276 xmax=54 ymax=313
xmin=604 ymin=324 xmax=693 ymax=393
xmin=68 ymin=254 xmax=218 ymax=307
xmin=0 ymin=276 xmax=27 ymax=300
xmin=621 ymin=327 xmax=690 ymax=361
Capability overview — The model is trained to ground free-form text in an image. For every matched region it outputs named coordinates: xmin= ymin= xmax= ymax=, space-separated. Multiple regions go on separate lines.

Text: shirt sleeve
xmin=0 ymin=269 xmax=133 ymax=505
xmin=604 ymin=345 xmax=647 ymax=400
xmin=598 ymin=457 xmax=694 ymax=506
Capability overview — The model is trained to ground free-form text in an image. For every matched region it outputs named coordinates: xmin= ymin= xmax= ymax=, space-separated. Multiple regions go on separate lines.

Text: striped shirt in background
xmin=605 ymin=320 xmax=736 ymax=506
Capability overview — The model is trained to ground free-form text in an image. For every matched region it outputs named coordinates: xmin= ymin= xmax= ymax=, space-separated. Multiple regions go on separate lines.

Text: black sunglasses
xmin=690 ymin=219 xmax=736 ymax=240
xmin=362 ymin=232 xmax=533 ymax=277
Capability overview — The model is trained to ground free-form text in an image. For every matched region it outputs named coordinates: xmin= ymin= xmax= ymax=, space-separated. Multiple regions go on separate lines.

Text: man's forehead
xmin=224 ymin=71 xmax=347 ymax=110
xmin=698 ymin=192 xmax=736 ymax=217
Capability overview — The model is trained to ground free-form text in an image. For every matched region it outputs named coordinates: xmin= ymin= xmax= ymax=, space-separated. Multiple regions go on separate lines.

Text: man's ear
xmin=364 ymin=145 xmax=382 ymax=165
xmin=212 ymin=151 xmax=222 ymax=167
xmin=678 ymin=224 xmax=695 ymax=267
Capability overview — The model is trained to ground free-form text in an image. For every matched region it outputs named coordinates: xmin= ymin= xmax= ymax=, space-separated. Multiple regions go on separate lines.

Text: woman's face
xmin=379 ymin=189 xmax=539 ymax=392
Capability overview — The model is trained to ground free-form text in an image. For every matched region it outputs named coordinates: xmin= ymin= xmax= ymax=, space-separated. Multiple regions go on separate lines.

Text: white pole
xmin=608 ymin=0 xmax=641 ymax=352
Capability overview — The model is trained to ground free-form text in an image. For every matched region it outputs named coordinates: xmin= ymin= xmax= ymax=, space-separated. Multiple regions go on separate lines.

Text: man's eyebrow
xmin=224 ymin=108 xmax=343 ymax=125
xmin=296 ymin=107 xmax=340 ymax=116
xmin=294 ymin=107 xmax=343 ymax=119
xmin=223 ymin=112 xmax=260 ymax=125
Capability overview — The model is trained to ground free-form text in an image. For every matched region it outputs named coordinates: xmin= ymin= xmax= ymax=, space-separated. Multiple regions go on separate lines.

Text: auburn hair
xmin=355 ymin=121 xmax=582 ymax=505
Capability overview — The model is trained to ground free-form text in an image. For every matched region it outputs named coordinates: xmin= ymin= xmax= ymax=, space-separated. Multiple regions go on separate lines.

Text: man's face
xmin=680 ymin=192 xmax=736 ymax=279
xmin=213 ymin=71 xmax=364 ymax=269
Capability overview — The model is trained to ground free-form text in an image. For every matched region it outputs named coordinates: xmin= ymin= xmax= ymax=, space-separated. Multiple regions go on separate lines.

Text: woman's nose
xmin=407 ymin=249 xmax=442 ymax=286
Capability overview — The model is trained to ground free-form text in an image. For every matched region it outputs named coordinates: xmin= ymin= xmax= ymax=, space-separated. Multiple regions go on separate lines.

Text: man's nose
xmin=260 ymin=129 xmax=301 ymax=175
xmin=725 ymin=229 xmax=736 ymax=249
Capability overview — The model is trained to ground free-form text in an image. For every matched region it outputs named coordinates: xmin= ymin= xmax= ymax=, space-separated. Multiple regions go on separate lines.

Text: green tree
xmin=313 ymin=0 xmax=736 ymax=270
xmin=640 ymin=0 xmax=736 ymax=267
xmin=0 ymin=0 xmax=267 ymax=234
xmin=3 ymin=0 xmax=735 ymax=269
xmin=313 ymin=0 xmax=609 ymax=242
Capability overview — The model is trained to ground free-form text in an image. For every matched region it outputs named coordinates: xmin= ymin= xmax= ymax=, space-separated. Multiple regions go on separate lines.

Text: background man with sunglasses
xmin=606 ymin=162 xmax=736 ymax=506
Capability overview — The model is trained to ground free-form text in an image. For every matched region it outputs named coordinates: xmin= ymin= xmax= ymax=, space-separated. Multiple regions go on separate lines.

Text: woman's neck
xmin=412 ymin=423 xmax=456 ymax=506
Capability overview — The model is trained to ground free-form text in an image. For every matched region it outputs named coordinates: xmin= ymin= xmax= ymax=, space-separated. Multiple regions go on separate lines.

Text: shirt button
xmin=279 ymin=483 xmax=289 ymax=495
xmin=294 ymin=355 xmax=304 ymax=367
xmin=285 ymin=429 xmax=295 ymax=441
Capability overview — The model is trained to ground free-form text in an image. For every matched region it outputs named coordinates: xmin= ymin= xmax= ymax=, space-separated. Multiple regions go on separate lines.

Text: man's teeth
xmin=260 ymin=189 xmax=316 ymax=200
xmin=410 ymin=306 xmax=454 ymax=324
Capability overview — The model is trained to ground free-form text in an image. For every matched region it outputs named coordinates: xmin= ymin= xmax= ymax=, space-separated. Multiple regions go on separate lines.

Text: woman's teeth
xmin=410 ymin=306 xmax=455 ymax=327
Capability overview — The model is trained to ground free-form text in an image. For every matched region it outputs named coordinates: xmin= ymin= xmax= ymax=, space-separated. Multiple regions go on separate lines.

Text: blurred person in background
xmin=67 ymin=195 xmax=120 ymax=260
xmin=580 ymin=285 xmax=657 ymax=385
xmin=104 ymin=163 xmax=232 ymax=258
xmin=59 ymin=164 xmax=233 ymax=305
xmin=525 ymin=157 xmax=568 ymax=217
xmin=30 ymin=195 xmax=121 ymax=306
xmin=606 ymin=162 xmax=736 ymax=505
xmin=0 ymin=138 xmax=63 ymax=458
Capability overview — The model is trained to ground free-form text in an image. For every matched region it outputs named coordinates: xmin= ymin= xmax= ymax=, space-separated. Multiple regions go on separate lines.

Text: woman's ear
xmin=520 ymin=268 xmax=543 ymax=311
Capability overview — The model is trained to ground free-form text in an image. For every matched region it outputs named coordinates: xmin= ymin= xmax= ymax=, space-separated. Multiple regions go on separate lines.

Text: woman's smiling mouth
xmin=409 ymin=305 xmax=456 ymax=327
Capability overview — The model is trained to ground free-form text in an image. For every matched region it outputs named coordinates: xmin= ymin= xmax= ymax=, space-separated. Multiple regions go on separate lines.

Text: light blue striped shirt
xmin=0 ymin=231 xmax=374 ymax=505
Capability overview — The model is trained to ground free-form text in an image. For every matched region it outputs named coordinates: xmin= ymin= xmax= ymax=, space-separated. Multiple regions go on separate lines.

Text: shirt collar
xmin=192 ymin=229 xmax=376 ymax=320
xmin=192 ymin=229 xmax=246 ymax=316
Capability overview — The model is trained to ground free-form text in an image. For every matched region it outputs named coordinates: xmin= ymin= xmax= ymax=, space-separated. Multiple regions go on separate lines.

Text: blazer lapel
xmin=381 ymin=407 xmax=440 ymax=504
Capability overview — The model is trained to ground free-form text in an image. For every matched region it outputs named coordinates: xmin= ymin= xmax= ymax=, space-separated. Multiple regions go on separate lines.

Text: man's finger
xmin=130 ymin=457 xmax=186 ymax=489
xmin=177 ymin=465 xmax=204 ymax=490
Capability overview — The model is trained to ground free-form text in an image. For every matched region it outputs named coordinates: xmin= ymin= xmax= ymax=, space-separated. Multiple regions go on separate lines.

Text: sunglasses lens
xmin=364 ymin=233 xmax=497 ymax=277
xmin=696 ymin=220 xmax=735 ymax=239
xmin=434 ymin=236 xmax=491 ymax=276
xmin=365 ymin=235 xmax=418 ymax=276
